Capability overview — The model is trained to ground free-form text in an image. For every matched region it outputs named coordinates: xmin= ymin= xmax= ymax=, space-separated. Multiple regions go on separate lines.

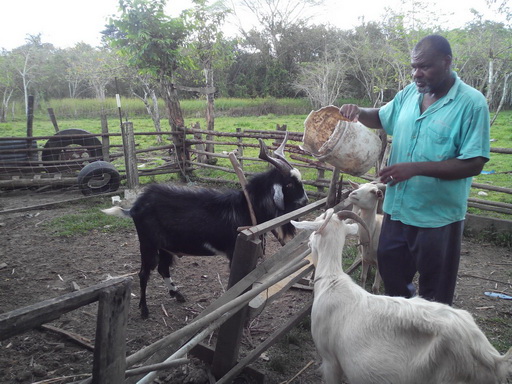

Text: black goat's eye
xmin=286 ymin=183 xmax=293 ymax=188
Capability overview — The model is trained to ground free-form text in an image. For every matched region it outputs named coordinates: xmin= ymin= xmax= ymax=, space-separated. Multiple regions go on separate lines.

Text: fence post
xmin=212 ymin=233 xmax=262 ymax=379
xmin=100 ymin=112 xmax=110 ymax=162
xmin=193 ymin=122 xmax=207 ymax=164
xmin=121 ymin=121 xmax=139 ymax=189
xmin=92 ymin=278 xmax=131 ymax=384
xmin=47 ymin=108 xmax=59 ymax=133
xmin=236 ymin=127 xmax=244 ymax=169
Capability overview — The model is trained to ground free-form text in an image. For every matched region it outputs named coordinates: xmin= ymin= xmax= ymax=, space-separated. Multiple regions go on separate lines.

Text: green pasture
xmin=1 ymin=97 xmax=511 ymax=221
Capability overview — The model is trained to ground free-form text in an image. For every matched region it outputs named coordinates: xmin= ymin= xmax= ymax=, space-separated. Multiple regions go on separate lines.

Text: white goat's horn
xmin=317 ymin=209 xmax=335 ymax=233
xmin=336 ymin=210 xmax=371 ymax=244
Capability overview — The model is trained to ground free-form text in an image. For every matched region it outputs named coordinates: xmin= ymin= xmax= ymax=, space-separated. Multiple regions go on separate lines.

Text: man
xmin=340 ymin=34 xmax=490 ymax=305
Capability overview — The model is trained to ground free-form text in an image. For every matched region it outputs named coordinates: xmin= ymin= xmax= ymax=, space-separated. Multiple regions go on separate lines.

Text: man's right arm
xmin=339 ymin=105 xmax=383 ymax=129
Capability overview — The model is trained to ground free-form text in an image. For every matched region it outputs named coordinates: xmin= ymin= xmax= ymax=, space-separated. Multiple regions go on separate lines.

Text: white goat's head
xmin=291 ymin=209 xmax=369 ymax=267
xmin=347 ymin=180 xmax=384 ymax=211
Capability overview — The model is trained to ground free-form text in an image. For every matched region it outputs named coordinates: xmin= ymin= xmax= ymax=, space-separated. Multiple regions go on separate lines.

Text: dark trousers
xmin=377 ymin=214 xmax=464 ymax=305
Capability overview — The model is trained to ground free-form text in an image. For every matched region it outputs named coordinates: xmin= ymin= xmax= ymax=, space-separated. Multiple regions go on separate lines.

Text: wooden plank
xmin=240 ymin=197 xmax=326 ymax=238
xmin=196 ymin=229 xmax=312 ymax=321
xmin=124 ymin=252 xmax=310 ymax=370
xmin=249 ymin=259 xmax=314 ymax=315
xmin=92 ymin=279 xmax=131 ymax=384
xmin=47 ymin=108 xmax=59 ymax=132
xmin=0 ymin=176 xmax=77 ymax=188
xmin=468 ymin=202 xmax=512 ymax=215
xmin=216 ymin=300 xmax=313 ymax=384
xmin=471 ymin=182 xmax=512 ymax=194
xmin=0 ymin=277 xmax=132 ymax=341
xmin=0 ymin=191 xmax=122 ymax=216
xmin=212 ymin=234 xmax=263 ymax=379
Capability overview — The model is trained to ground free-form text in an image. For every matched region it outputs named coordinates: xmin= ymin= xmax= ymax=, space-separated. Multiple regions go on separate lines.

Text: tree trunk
xmin=491 ymin=72 xmax=511 ymax=126
xmin=134 ymin=87 xmax=162 ymax=144
xmin=1 ymin=89 xmax=13 ymax=123
xmin=162 ymin=80 xmax=188 ymax=180
xmin=204 ymin=64 xmax=216 ymax=163
xmin=486 ymin=57 xmax=495 ymax=107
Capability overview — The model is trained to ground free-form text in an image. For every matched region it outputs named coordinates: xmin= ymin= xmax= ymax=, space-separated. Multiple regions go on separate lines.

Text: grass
xmin=41 ymin=198 xmax=133 ymax=236
xmin=478 ymin=316 xmax=512 ymax=355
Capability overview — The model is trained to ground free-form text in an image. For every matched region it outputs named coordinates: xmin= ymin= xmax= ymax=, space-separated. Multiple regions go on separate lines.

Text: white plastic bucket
xmin=302 ymin=105 xmax=382 ymax=176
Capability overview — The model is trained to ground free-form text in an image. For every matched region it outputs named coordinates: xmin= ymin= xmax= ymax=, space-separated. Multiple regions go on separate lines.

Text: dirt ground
xmin=0 ymin=188 xmax=511 ymax=384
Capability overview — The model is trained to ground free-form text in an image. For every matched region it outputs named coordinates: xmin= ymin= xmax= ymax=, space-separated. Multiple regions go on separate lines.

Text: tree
xmin=9 ymin=34 xmax=53 ymax=114
xmin=231 ymin=0 xmax=324 ymax=97
xmin=343 ymin=23 xmax=403 ymax=106
xmin=128 ymin=68 xmax=163 ymax=142
xmin=64 ymin=43 xmax=98 ymax=99
xmin=0 ymin=51 xmax=16 ymax=122
xmin=294 ymin=55 xmax=348 ymax=108
xmin=181 ymin=0 xmax=235 ymax=155
xmin=104 ymin=0 xmax=189 ymax=132
xmin=450 ymin=20 xmax=512 ymax=113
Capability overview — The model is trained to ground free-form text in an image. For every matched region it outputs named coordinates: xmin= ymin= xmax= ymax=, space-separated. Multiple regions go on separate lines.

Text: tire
xmin=0 ymin=139 xmax=38 ymax=162
xmin=77 ymin=161 xmax=120 ymax=196
xmin=42 ymin=129 xmax=102 ymax=163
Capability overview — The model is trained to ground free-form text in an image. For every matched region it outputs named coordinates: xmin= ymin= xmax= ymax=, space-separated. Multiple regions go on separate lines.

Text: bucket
xmin=302 ymin=105 xmax=382 ymax=176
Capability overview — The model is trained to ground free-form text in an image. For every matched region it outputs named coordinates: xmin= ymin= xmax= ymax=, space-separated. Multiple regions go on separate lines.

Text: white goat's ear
xmin=291 ymin=220 xmax=322 ymax=231
xmin=272 ymin=184 xmax=285 ymax=210
xmin=346 ymin=223 xmax=359 ymax=236
xmin=348 ymin=180 xmax=359 ymax=190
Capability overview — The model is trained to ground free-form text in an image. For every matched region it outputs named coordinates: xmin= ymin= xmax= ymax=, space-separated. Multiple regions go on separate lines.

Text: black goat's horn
xmin=259 ymin=132 xmax=293 ymax=175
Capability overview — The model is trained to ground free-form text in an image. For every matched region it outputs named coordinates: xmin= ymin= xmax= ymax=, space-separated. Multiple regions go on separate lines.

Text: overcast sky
xmin=0 ymin=0 xmax=507 ymax=51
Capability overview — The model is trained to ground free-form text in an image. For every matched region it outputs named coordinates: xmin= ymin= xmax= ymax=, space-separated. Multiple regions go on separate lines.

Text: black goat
xmin=102 ymin=136 xmax=308 ymax=318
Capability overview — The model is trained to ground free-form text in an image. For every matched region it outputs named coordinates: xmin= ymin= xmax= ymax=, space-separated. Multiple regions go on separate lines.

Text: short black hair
xmin=414 ymin=35 xmax=452 ymax=57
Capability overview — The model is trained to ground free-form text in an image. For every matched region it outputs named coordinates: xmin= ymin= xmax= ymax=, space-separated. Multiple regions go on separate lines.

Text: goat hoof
xmin=170 ymin=290 xmax=186 ymax=303
xmin=140 ymin=307 xmax=149 ymax=319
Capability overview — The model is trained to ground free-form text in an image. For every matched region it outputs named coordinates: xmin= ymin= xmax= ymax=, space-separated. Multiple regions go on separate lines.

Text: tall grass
xmin=4 ymin=97 xmax=316 ymax=123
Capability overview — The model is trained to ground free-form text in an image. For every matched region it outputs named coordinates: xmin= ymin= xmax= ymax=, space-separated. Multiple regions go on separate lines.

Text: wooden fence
xmin=0 ymin=277 xmax=132 ymax=383
xmin=1 ymin=121 xmax=511 ymax=217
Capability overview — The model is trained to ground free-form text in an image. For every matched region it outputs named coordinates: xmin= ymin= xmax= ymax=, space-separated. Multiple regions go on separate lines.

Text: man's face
xmin=411 ymin=48 xmax=452 ymax=94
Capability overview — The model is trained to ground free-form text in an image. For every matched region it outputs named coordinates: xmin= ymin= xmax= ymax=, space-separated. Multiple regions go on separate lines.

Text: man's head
xmin=411 ymin=35 xmax=453 ymax=95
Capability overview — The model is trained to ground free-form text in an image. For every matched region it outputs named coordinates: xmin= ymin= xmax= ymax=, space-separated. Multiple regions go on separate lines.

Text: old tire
xmin=42 ymin=129 xmax=102 ymax=163
xmin=77 ymin=161 xmax=120 ymax=195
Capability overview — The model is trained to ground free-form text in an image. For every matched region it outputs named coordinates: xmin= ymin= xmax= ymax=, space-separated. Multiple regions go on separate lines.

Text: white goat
xmin=292 ymin=209 xmax=512 ymax=384
xmin=345 ymin=180 xmax=384 ymax=293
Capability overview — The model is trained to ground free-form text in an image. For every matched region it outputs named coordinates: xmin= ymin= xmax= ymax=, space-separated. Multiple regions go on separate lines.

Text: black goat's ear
xmin=272 ymin=184 xmax=285 ymax=210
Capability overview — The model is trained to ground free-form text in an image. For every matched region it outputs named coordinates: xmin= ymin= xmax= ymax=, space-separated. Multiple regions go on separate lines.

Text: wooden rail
xmin=0 ymin=277 xmax=132 ymax=383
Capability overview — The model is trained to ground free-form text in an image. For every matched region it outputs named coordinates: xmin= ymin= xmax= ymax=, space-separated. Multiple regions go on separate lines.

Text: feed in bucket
xmin=302 ymin=105 xmax=382 ymax=176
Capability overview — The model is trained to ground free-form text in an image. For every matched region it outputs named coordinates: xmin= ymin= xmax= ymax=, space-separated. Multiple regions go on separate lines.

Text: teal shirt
xmin=378 ymin=72 xmax=490 ymax=228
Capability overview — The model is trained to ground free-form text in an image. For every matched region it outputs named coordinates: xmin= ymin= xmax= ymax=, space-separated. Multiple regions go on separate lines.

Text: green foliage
xmin=104 ymin=0 xmax=189 ymax=80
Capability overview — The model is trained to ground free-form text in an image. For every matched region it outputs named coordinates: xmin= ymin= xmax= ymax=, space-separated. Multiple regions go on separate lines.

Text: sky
xmin=0 ymin=0 xmax=508 ymax=51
